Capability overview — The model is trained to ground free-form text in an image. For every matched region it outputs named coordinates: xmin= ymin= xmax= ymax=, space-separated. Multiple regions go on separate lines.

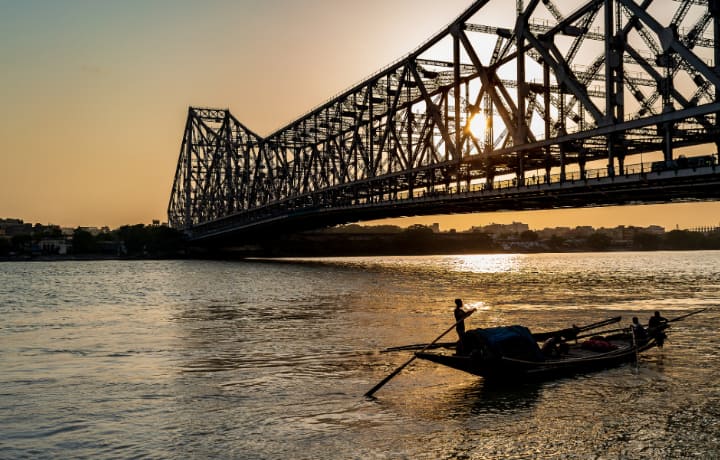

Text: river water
xmin=1 ymin=251 xmax=719 ymax=459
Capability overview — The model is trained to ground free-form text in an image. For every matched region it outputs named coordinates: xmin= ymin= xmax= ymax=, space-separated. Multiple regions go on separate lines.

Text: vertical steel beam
xmin=543 ymin=63 xmax=552 ymax=182
xmin=453 ymin=30 xmax=462 ymax=161
xmin=369 ymin=84 xmax=375 ymax=176
xmin=605 ymin=0 xmax=615 ymax=176
xmin=513 ymin=0 xmax=524 ymax=171
xmin=613 ymin=5 xmax=624 ymax=124
xmin=713 ymin=0 xmax=720 ymax=150
xmin=614 ymin=3 xmax=625 ymax=173
xmin=558 ymin=93 xmax=566 ymax=182
xmin=604 ymin=0 xmax=615 ymax=125
xmin=183 ymin=109 xmax=194 ymax=229
xmin=223 ymin=114 xmax=234 ymax=214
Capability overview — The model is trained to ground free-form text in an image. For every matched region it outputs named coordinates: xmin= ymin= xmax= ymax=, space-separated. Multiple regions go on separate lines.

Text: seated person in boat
xmin=631 ymin=316 xmax=647 ymax=340
xmin=541 ymin=335 xmax=566 ymax=357
xmin=561 ymin=324 xmax=581 ymax=342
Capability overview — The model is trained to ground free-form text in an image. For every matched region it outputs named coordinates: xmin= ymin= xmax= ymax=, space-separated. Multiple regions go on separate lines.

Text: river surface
xmin=1 ymin=251 xmax=719 ymax=459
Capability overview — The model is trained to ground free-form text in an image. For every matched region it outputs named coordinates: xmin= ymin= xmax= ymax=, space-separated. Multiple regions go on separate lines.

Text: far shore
xmin=3 ymin=247 xmax=720 ymax=263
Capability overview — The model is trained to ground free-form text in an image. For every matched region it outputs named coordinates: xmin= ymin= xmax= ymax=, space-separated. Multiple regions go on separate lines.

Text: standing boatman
xmin=453 ymin=298 xmax=474 ymax=354
xmin=648 ymin=310 xmax=668 ymax=328
xmin=648 ymin=310 xmax=669 ymax=347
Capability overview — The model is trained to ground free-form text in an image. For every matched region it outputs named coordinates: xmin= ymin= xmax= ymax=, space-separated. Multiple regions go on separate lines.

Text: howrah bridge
xmin=168 ymin=0 xmax=720 ymax=243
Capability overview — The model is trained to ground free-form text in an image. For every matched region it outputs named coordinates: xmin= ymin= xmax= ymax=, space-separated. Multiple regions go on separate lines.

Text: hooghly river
xmin=1 ymin=252 xmax=719 ymax=459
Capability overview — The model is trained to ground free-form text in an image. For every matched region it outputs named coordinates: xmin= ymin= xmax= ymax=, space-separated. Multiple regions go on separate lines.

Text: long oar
xmin=576 ymin=316 xmax=623 ymax=332
xmin=668 ymin=308 xmax=707 ymax=323
xmin=574 ymin=326 xmax=628 ymax=341
xmin=533 ymin=316 xmax=622 ymax=342
xmin=382 ymin=342 xmax=456 ymax=353
xmin=364 ymin=309 xmax=475 ymax=398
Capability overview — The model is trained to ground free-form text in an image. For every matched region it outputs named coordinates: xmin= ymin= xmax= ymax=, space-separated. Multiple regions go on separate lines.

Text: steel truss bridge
xmin=169 ymin=0 xmax=720 ymax=242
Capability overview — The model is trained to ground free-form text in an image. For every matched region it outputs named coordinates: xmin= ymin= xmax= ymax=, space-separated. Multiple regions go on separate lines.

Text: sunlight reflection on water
xmin=449 ymin=253 xmax=524 ymax=273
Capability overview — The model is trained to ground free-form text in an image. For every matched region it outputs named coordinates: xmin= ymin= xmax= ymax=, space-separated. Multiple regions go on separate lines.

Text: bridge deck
xmin=190 ymin=161 xmax=720 ymax=242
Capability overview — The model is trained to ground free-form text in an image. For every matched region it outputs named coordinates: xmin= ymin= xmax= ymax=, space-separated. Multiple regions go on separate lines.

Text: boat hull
xmin=416 ymin=336 xmax=660 ymax=381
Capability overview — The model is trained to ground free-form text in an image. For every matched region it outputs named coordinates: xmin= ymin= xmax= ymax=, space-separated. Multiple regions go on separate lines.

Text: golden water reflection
xmin=447 ymin=253 xmax=525 ymax=274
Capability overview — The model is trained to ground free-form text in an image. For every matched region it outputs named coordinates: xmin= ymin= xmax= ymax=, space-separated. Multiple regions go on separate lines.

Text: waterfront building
xmin=39 ymin=238 xmax=71 ymax=255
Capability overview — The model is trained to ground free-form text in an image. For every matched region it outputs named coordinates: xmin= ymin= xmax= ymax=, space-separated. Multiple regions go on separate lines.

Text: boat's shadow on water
xmin=437 ymin=365 xmax=651 ymax=418
xmin=438 ymin=379 xmax=545 ymax=417
xmin=434 ymin=358 xmax=675 ymax=421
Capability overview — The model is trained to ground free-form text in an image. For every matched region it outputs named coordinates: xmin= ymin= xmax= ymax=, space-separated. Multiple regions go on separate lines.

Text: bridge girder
xmin=168 ymin=0 xmax=720 ymax=240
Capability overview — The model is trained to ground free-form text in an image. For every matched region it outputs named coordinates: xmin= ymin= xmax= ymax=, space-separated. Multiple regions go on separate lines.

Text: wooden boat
xmin=414 ymin=313 xmax=695 ymax=382
xmin=365 ymin=309 xmax=706 ymax=397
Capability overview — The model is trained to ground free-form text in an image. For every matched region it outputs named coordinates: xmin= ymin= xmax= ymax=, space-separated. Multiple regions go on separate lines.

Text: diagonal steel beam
xmin=522 ymin=28 xmax=605 ymax=124
xmin=409 ymin=62 xmax=457 ymax=160
xmin=618 ymin=0 xmax=720 ymax=89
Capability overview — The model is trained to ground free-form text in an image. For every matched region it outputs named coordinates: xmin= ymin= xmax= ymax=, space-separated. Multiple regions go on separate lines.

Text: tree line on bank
xmin=3 ymin=222 xmax=720 ymax=259
xmin=255 ymin=225 xmax=720 ymax=257
xmin=0 ymin=224 xmax=185 ymax=258
xmin=528 ymin=228 xmax=720 ymax=252
xmin=328 ymin=223 xmax=720 ymax=252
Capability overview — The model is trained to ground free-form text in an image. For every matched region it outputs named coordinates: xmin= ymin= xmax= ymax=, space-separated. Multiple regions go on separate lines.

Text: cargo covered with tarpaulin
xmin=464 ymin=325 xmax=544 ymax=361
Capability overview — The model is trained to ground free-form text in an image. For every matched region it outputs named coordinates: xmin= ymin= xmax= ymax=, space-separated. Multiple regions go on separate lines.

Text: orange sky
xmin=1 ymin=0 xmax=719 ymax=231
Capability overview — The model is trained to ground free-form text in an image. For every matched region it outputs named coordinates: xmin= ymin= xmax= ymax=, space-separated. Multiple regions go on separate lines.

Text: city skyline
xmin=1 ymin=205 xmax=715 ymax=234
xmin=2 ymin=1 xmax=720 ymax=230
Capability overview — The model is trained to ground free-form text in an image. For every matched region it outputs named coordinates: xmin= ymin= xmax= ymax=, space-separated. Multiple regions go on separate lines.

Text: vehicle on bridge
xmin=651 ymin=154 xmax=717 ymax=173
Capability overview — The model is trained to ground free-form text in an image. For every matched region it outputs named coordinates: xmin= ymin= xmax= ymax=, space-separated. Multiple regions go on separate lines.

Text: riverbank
xmin=204 ymin=227 xmax=720 ymax=258
xmin=3 ymin=226 xmax=719 ymax=261
xmin=0 ymin=253 xmax=185 ymax=263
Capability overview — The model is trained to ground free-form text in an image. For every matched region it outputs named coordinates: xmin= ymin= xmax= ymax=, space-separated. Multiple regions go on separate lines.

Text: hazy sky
xmin=1 ymin=0 xmax=719 ymax=231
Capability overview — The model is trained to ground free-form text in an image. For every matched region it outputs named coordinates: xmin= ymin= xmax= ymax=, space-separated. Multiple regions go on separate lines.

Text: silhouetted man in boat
xmin=631 ymin=316 xmax=647 ymax=341
xmin=647 ymin=310 xmax=668 ymax=347
xmin=648 ymin=311 xmax=668 ymax=328
xmin=541 ymin=335 xmax=563 ymax=357
xmin=454 ymin=298 xmax=473 ymax=354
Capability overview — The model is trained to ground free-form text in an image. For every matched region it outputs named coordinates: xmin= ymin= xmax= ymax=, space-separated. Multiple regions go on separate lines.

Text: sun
xmin=467 ymin=113 xmax=486 ymax=139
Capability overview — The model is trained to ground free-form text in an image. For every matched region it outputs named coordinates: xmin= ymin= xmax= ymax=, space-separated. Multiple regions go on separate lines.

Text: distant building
xmin=39 ymin=238 xmax=71 ymax=255
xmin=644 ymin=225 xmax=665 ymax=235
xmin=470 ymin=222 xmax=529 ymax=235
xmin=572 ymin=226 xmax=594 ymax=237
xmin=537 ymin=227 xmax=571 ymax=239
xmin=0 ymin=218 xmax=32 ymax=236
xmin=78 ymin=227 xmax=102 ymax=236
xmin=689 ymin=226 xmax=719 ymax=234
xmin=430 ymin=223 xmax=440 ymax=233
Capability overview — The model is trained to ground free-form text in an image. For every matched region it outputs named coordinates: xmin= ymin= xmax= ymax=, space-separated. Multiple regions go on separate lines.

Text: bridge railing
xmin=388 ymin=155 xmax=720 ymax=199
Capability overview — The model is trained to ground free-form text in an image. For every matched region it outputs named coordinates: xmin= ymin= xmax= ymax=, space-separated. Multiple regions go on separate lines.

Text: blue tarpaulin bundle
xmin=465 ymin=325 xmax=544 ymax=361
